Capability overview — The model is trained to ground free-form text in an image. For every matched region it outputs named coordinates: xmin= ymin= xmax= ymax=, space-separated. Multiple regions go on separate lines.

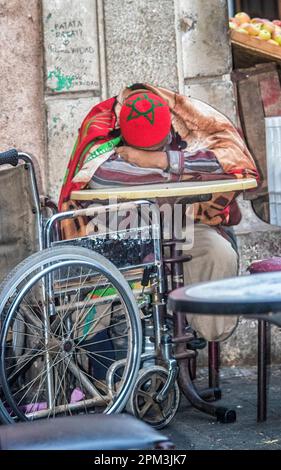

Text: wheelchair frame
xmin=0 ymin=150 xmax=236 ymax=428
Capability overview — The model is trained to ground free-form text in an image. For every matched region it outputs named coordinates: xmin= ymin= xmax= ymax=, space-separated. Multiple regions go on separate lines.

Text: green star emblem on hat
xmin=125 ymin=93 xmax=164 ymax=124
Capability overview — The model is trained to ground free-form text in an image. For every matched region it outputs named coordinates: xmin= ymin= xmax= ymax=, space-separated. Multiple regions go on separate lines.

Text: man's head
xmin=119 ymin=92 xmax=171 ymax=149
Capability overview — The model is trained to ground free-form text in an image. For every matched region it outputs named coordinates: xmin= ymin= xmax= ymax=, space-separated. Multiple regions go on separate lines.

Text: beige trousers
xmin=183 ymin=224 xmax=239 ymax=342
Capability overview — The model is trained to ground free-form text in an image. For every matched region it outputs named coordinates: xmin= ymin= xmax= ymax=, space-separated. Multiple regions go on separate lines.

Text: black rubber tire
xmin=0 ymin=246 xmax=142 ymax=423
xmin=127 ymin=366 xmax=180 ymax=429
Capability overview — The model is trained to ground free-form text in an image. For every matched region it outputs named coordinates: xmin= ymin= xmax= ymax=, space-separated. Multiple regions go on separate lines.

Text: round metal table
xmin=168 ymin=271 xmax=281 ymax=324
xmin=168 ymin=271 xmax=281 ymax=422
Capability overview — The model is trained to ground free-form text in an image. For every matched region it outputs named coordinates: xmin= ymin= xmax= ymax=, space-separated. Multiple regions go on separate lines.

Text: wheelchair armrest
xmin=0 ymin=414 xmax=173 ymax=450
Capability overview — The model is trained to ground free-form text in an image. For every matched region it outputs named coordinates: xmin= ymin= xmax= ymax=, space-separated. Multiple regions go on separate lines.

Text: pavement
xmin=1 ymin=365 xmax=280 ymax=451
xmin=163 ymin=366 xmax=281 ymax=450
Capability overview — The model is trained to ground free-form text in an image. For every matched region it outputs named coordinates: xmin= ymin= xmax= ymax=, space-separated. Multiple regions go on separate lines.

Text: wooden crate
xmin=232 ymin=62 xmax=281 ymax=200
xmin=231 ymin=30 xmax=281 ymax=71
xmin=231 ymin=30 xmax=281 ymax=219
xmin=231 ymin=30 xmax=281 ymax=63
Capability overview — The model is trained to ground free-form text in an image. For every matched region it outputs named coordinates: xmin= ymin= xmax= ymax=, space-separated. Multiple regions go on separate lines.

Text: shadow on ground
xmin=163 ymin=366 xmax=281 ymax=450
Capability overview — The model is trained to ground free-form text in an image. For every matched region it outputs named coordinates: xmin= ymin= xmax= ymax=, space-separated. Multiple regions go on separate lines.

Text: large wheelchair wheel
xmin=0 ymin=246 xmax=142 ymax=423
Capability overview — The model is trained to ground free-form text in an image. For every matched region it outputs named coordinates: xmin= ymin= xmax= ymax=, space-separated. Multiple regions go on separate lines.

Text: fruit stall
xmin=230 ymin=12 xmax=281 ymax=66
xmin=229 ymin=12 xmax=281 ymax=224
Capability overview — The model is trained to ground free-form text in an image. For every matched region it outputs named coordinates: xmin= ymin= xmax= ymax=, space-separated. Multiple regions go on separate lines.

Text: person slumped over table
xmin=59 ymin=83 xmax=259 ymax=342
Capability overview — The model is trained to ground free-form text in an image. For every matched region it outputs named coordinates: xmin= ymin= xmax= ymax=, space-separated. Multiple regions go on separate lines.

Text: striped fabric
xmin=88 ymin=135 xmax=222 ymax=188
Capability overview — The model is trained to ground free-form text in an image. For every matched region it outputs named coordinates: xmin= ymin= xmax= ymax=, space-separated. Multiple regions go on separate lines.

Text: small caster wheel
xmin=127 ymin=366 xmax=180 ymax=429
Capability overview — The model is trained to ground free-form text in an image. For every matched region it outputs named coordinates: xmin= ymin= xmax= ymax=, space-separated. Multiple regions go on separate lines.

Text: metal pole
xmin=227 ymin=0 xmax=235 ymax=17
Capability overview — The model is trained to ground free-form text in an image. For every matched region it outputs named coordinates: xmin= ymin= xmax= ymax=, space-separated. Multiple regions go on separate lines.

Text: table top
xmin=71 ymin=178 xmax=257 ymax=201
xmin=168 ymin=272 xmax=281 ymax=326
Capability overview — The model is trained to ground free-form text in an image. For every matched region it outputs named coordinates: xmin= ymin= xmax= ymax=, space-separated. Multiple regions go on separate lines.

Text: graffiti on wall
xmin=43 ymin=1 xmax=100 ymax=93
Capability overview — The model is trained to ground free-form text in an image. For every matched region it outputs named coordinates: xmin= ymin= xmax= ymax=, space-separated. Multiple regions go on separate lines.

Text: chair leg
xmin=199 ymin=341 xmax=222 ymax=402
xmin=208 ymin=341 xmax=220 ymax=389
xmin=257 ymin=320 xmax=270 ymax=422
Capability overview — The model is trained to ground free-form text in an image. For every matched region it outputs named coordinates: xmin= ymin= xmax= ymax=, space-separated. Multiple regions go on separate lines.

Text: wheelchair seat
xmin=0 ymin=414 xmax=173 ymax=450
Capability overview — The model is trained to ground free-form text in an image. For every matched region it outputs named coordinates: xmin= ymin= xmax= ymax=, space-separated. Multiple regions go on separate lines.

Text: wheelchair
xmin=0 ymin=149 xmax=236 ymax=428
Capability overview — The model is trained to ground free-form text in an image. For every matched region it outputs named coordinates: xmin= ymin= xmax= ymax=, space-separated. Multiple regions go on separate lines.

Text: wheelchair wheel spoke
xmin=5 ymin=345 xmax=44 ymax=381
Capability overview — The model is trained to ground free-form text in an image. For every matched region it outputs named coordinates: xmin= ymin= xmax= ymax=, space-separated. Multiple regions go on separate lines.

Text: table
xmin=168 ymin=271 xmax=281 ymax=326
xmin=168 ymin=271 xmax=281 ymax=422
xmin=71 ymin=178 xmax=257 ymax=201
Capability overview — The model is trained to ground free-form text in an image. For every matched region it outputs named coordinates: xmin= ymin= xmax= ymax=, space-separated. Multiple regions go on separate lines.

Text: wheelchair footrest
xmin=186 ymin=337 xmax=207 ymax=350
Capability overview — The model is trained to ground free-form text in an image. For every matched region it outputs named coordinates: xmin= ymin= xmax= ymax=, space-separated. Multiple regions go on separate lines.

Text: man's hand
xmin=117 ymin=146 xmax=168 ymax=170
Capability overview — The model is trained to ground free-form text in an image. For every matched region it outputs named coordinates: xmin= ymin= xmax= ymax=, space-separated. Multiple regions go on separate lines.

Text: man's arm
xmin=118 ymin=146 xmax=223 ymax=174
xmin=89 ymin=146 xmax=223 ymax=187
xmin=117 ymin=146 xmax=168 ymax=170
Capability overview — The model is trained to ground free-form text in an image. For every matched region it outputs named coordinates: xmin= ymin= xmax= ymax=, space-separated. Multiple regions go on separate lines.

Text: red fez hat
xmin=119 ymin=92 xmax=171 ymax=148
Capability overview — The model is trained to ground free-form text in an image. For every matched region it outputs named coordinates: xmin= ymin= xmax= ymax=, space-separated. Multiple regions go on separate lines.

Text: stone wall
xmin=179 ymin=0 xmax=237 ymax=123
xmin=42 ymin=0 xmax=102 ymax=199
xmin=0 ymin=0 xmax=46 ymax=191
xmin=104 ymin=0 xmax=179 ymax=96
xmin=42 ymin=0 xmax=180 ymax=199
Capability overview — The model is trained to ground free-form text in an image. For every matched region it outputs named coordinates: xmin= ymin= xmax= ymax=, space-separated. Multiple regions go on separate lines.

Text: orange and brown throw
xmin=59 ymin=83 xmax=259 ymax=239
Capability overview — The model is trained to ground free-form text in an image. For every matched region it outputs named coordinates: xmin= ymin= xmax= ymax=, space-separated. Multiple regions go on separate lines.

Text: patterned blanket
xmin=58 ymin=83 xmax=259 ymax=239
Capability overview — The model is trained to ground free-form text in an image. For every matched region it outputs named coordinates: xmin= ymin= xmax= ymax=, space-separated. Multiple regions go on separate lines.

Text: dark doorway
xmin=234 ymin=0 xmax=281 ymax=20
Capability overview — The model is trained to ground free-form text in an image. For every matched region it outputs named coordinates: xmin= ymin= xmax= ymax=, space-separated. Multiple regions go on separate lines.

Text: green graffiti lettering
xmin=47 ymin=68 xmax=75 ymax=92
